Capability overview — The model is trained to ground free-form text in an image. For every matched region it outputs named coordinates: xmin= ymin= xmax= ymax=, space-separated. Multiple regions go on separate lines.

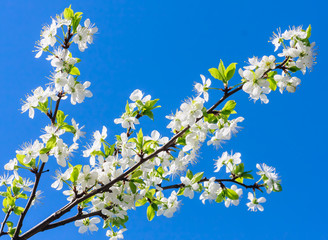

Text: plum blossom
xmin=214 ymin=151 xmax=241 ymax=173
xmin=194 ymin=74 xmax=211 ymax=102
xmin=75 ymin=217 xmax=100 ymax=234
xmin=246 ymin=192 xmax=266 ymax=212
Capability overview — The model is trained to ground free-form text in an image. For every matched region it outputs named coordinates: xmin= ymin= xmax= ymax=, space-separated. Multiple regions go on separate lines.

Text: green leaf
xmin=215 ymin=193 xmax=224 ymax=203
xmin=135 ymin=198 xmax=147 ymax=207
xmin=218 ymin=60 xmax=226 ymax=82
xmin=235 ymin=177 xmax=243 ymax=183
xmin=191 ymin=172 xmax=203 ymax=184
xmin=222 ymin=100 xmax=236 ymax=112
xmin=73 ymin=16 xmax=82 ymax=33
xmin=186 ymin=170 xmax=193 ymax=180
xmin=288 ymin=66 xmax=301 ymax=73
xmin=56 ymin=110 xmax=66 ymax=125
xmin=70 ymin=166 xmax=80 ymax=182
xmin=208 ymin=68 xmax=221 ymax=80
xmin=61 ymin=124 xmax=76 ymax=133
xmin=46 ymin=135 xmax=57 ymax=149
xmin=129 ymin=182 xmax=137 ymax=194
xmin=268 ymin=78 xmax=277 ymax=91
xmin=13 ymin=206 xmax=24 ymax=215
xmin=306 ymin=24 xmax=311 ymax=39
xmin=147 ymin=205 xmax=156 ymax=221
xmin=6 ymin=221 xmax=13 ymax=228
xmin=225 ymin=189 xmax=239 ymax=200
xmin=225 ymin=63 xmax=237 ymax=81
xmin=39 ymin=148 xmax=50 ymax=154
xmin=137 ymin=129 xmax=144 ymax=148
xmin=131 ymin=170 xmax=143 ymax=179
xmin=143 ymin=110 xmax=154 ymax=120
xmin=242 ymin=173 xmax=254 ymax=180
xmin=177 ymin=187 xmax=185 ymax=196
xmin=70 ymin=66 xmax=80 ymax=76
xmin=273 ymin=183 xmax=282 ymax=192
xmin=64 ymin=6 xmax=74 ymax=20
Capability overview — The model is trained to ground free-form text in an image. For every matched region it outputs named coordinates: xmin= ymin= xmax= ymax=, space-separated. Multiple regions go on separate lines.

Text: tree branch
xmin=13 ymin=163 xmax=46 ymax=239
xmin=0 ymin=209 xmax=12 ymax=237
xmin=161 ymin=177 xmax=264 ymax=191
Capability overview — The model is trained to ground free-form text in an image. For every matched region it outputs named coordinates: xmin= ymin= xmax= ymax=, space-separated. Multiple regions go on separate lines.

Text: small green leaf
xmin=186 ymin=170 xmax=193 ymax=180
xmin=135 ymin=198 xmax=147 ymax=207
xmin=46 ymin=135 xmax=57 ymax=149
xmin=191 ymin=172 xmax=203 ymax=184
xmin=225 ymin=189 xmax=239 ymax=200
xmin=215 ymin=193 xmax=224 ymax=203
xmin=268 ymin=78 xmax=277 ymax=91
xmin=132 ymin=170 xmax=143 ymax=179
xmin=39 ymin=148 xmax=50 ymax=154
xmin=61 ymin=124 xmax=76 ymax=133
xmin=306 ymin=24 xmax=311 ymax=39
xmin=147 ymin=205 xmax=156 ymax=221
xmin=218 ymin=60 xmax=226 ymax=82
xmin=64 ymin=7 xmax=74 ymax=20
xmin=13 ymin=206 xmax=24 ymax=215
xmin=70 ymin=66 xmax=80 ymax=76
xmin=70 ymin=166 xmax=80 ymax=182
xmin=56 ymin=110 xmax=66 ymax=125
xmin=129 ymin=182 xmax=137 ymax=194
xmin=242 ymin=173 xmax=254 ymax=180
xmin=208 ymin=68 xmax=221 ymax=80
xmin=225 ymin=63 xmax=237 ymax=81
xmin=288 ymin=66 xmax=301 ymax=73
xmin=143 ymin=110 xmax=154 ymax=120
xmin=177 ymin=187 xmax=185 ymax=196
xmin=222 ymin=100 xmax=236 ymax=112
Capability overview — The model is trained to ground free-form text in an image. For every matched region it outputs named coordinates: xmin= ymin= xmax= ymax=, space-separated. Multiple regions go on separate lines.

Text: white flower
xmin=194 ymin=74 xmax=211 ymax=102
xmin=114 ymin=114 xmax=140 ymax=130
xmin=214 ymin=151 xmax=241 ymax=173
xmin=77 ymin=165 xmax=98 ymax=190
xmin=64 ymin=76 xmax=93 ymax=105
xmin=246 ymin=192 xmax=266 ymax=212
xmin=31 ymin=190 xmax=43 ymax=206
xmin=129 ymin=89 xmax=151 ymax=103
xmin=16 ymin=140 xmax=44 ymax=164
xmin=17 ymin=178 xmax=34 ymax=192
xmin=199 ymin=177 xmax=222 ymax=204
xmin=0 ymin=174 xmax=14 ymax=186
xmin=51 ymin=168 xmax=73 ymax=190
xmin=40 ymin=125 xmax=65 ymax=143
xmin=270 ymin=28 xmax=282 ymax=52
xmin=239 ymin=68 xmax=271 ymax=104
xmin=157 ymin=191 xmax=180 ymax=218
xmin=40 ymin=19 xmax=57 ymax=48
xmin=106 ymin=228 xmax=126 ymax=240
xmin=21 ymin=87 xmax=50 ymax=119
xmin=73 ymin=19 xmax=98 ymax=52
xmin=71 ymin=119 xmax=86 ymax=142
xmin=180 ymin=176 xmax=199 ymax=199
xmin=258 ymin=55 xmax=276 ymax=71
xmin=75 ymin=217 xmax=100 ymax=234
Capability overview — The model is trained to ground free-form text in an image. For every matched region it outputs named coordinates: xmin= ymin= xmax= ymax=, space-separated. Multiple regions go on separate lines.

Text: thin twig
xmin=13 ymin=163 xmax=45 ymax=239
xmin=0 ymin=209 xmax=12 ymax=236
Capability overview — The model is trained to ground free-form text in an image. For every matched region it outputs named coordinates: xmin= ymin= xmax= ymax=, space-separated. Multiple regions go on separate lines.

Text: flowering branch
xmin=0 ymin=6 xmax=316 ymax=240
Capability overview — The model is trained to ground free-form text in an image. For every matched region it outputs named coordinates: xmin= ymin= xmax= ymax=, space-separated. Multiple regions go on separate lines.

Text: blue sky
xmin=0 ymin=0 xmax=327 ymax=240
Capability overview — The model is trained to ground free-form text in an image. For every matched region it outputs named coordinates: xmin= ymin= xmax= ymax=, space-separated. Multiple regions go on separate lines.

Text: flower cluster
xmin=238 ymin=25 xmax=315 ymax=104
